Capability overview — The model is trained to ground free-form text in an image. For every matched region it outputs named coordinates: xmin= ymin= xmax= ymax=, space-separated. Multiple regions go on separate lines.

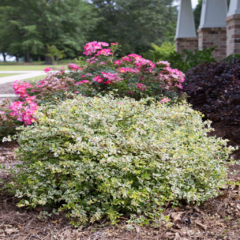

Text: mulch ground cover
xmin=1 ymin=125 xmax=240 ymax=240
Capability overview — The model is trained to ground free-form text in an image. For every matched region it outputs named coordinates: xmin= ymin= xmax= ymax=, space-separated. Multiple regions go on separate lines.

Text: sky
xmin=173 ymin=0 xmax=199 ymax=9
xmin=192 ymin=0 xmax=198 ymax=9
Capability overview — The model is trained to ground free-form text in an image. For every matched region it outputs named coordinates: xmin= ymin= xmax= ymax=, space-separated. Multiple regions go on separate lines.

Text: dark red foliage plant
xmin=183 ymin=61 xmax=240 ymax=125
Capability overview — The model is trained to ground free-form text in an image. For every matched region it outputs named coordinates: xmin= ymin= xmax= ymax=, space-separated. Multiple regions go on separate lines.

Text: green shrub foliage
xmin=144 ymin=46 xmax=216 ymax=73
xmin=142 ymin=42 xmax=175 ymax=62
xmin=9 ymin=95 xmax=233 ymax=225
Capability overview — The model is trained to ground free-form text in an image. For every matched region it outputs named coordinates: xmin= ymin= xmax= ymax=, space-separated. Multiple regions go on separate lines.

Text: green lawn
xmin=0 ymin=64 xmax=69 ymax=71
xmin=0 ymin=73 xmax=19 ymax=77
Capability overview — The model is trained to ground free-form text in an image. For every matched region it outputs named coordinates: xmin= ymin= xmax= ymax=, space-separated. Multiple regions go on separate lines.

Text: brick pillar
xmin=198 ymin=27 xmax=227 ymax=60
xmin=175 ymin=38 xmax=198 ymax=54
xmin=226 ymin=14 xmax=240 ymax=56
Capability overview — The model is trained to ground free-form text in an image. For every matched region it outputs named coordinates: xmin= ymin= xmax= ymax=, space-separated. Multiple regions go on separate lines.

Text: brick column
xmin=226 ymin=14 xmax=240 ymax=56
xmin=198 ymin=27 xmax=227 ymax=60
xmin=175 ymin=38 xmax=198 ymax=54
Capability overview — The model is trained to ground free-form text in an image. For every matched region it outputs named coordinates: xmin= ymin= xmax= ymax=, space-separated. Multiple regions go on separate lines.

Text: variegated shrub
xmin=8 ymin=95 xmax=234 ymax=225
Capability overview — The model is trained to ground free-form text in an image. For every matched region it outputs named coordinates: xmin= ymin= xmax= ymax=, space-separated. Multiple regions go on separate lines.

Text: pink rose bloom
xmin=75 ymin=80 xmax=89 ymax=85
xmin=95 ymin=48 xmax=113 ymax=56
xmin=98 ymin=42 xmax=109 ymax=47
xmin=104 ymin=80 xmax=111 ymax=84
xmin=83 ymin=41 xmax=102 ymax=55
xmin=114 ymin=60 xmax=122 ymax=65
xmin=137 ymin=83 xmax=146 ymax=91
xmin=159 ymin=98 xmax=170 ymax=104
xmin=68 ymin=63 xmax=81 ymax=71
xmin=95 ymin=48 xmax=113 ymax=57
xmin=93 ymin=75 xmax=103 ymax=83
xmin=101 ymin=72 xmax=123 ymax=82
xmin=44 ymin=67 xmax=52 ymax=73
xmin=98 ymin=61 xmax=106 ymax=66
xmin=116 ymin=67 xmax=140 ymax=74
xmin=128 ymin=54 xmax=142 ymax=59
xmin=156 ymin=61 xmax=170 ymax=67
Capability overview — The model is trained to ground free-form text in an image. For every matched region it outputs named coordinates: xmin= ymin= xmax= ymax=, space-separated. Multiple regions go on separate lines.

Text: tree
xmin=0 ymin=0 xmax=99 ymax=63
xmin=194 ymin=0 xmax=202 ymax=30
xmin=90 ymin=0 xmax=177 ymax=55
xmin=46 ymin=45 xmax=65 ymax=65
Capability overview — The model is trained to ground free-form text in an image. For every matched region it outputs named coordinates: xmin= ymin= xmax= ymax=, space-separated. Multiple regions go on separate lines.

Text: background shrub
xmin=142 ymin=42 xmax=175 ymax=62
xmin=183 ymin=62 xmax=240 ymax=125
xmin=144 ymin=46 xmax=216 ymax=73
xmin=8 ymin=95 xmax=233 ymax=225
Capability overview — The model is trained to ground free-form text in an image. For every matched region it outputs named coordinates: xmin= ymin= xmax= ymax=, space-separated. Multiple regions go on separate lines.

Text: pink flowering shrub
xmin=0 ymin=95 xmax=39 ymax=138
xmin=0 ymin=72 xmax=76 ymax=137
xmin=0 ymin=41 xmax=185 ymax=138
xmin=0 ymin=99 xmax=24 ymax=138
xmin=67 ymin=41 xmax=185 ymax=102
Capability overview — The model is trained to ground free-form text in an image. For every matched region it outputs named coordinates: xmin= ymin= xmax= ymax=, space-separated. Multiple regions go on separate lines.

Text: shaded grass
xmin=0 ymin=73 xmax=19 ymax=78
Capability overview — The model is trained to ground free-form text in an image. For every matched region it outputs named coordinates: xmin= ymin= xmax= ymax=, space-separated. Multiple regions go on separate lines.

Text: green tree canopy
xmin=90 ymin=0 xmax=177 ymax=55
xmin=194 ymin=0 xmax=202 ymax=30
xmin=0 ymin=0 xmax=99 ymax=62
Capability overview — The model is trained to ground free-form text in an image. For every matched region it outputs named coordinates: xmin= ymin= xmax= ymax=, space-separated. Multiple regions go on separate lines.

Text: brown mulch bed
xmin=1 ymin=127 xmax=240 ymax=239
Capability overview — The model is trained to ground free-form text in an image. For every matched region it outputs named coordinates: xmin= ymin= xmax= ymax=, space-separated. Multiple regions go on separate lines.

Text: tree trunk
xmin=24 ymin=50 xmax=30 ymax=62
xmin=16 ymin=55 xmax=19 ymax=62
xmin=2 ymin=52 xmax=6 ymax=62
xmin=38 ymin=56 xmax=41 ymax=62
xmin=45 ymin=46 xmax=52 ymax=64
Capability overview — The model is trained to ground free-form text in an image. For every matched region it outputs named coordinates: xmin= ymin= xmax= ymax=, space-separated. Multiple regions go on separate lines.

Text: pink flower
xmin=60 ymin=66 xmax=65 ymax=70
xmin=93 ymin=75 xmax=103 ymax=83
xmin=95 ymin=48 xmax=113 ymax=57
xmin=121 ymin=56 xmax=132 ymax=62
xmin=114 ymin=60 xmax=122 ymax=66
xmin=156 ymin=61 xmax=170 ymax=67
xmin=111 ymin=42 xmax=119 ymax=46
xmin=86 ymin=73 xmax=93 ymax=76
xmin=44 ymin=67 xmax=52 ymax=73
xmin=13 ymin=80 xmax=33 ymax=98
xmin=98 ymin=61 xmax=106 ymax=66
xmin=83 ymin=41 xmax=102 ymax=55
xmin=104 ymin=80 xmax=111 ymax=84
xmin=98 ymin=42 xmax=109 ymax=47
xmin=101 ymin=72 xmax=123 ymax=83
xmin=87 ymin=57 xmax=98 ymax=64
xmin=116 ymin=67 xmax=139 ymax=74
xmin=68 ymin=63 xmax=82 ymax=71
xmin=75 ymin=80 xmax=89 ymax=85
xmin=137 ymin=83 xmax=146 ymax=91
xmin=128 ymin=54 xmax=142 ymax=59
xmin=10 ymin=99 xmax=38 ymax=125
xmin=159 ymin=98 xmax=170 ymax=104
